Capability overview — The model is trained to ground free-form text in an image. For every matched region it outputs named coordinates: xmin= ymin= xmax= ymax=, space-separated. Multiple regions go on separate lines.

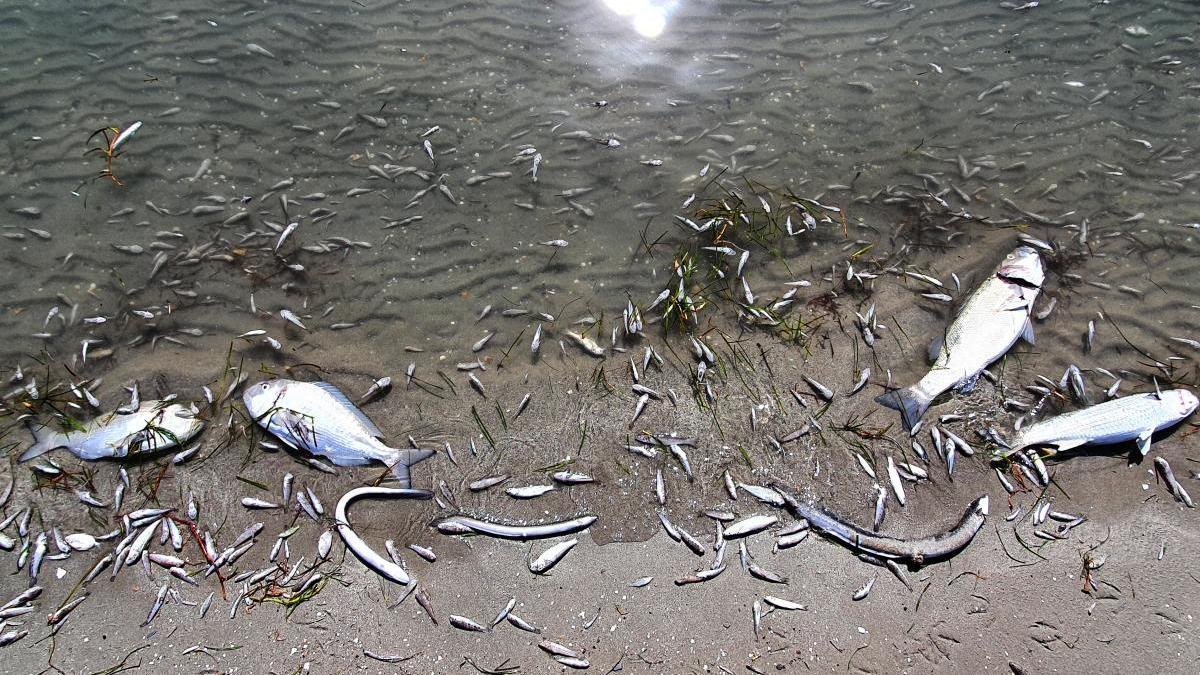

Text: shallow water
xmin=1 ymin=0 xmax=1198 ymax=672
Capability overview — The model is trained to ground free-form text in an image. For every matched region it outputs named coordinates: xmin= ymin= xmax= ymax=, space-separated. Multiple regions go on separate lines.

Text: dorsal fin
xmin=312 ymin=382 xmax=385 ymax=439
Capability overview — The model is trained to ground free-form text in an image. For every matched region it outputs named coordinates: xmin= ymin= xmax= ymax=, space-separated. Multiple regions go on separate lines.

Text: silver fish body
xmin=878 ymin=246 xmax=1044 ymax=429
xmin=244 ymin=379 xmax=433 ymax=486
xmin=22 ymin=401 xmax=204 ymax=462
xmin=1000 ymin=390 xmax=1197 ymax=458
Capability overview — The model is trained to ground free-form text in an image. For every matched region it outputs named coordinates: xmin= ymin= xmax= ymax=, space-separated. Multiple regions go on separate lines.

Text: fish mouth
xmin=997 ymin=271 xmax=1042 ymax=288
xmin=996 ymin=246 xmax=1044 ymax=288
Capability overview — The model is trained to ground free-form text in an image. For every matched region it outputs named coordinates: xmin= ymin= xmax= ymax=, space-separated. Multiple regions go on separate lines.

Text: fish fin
xmin=386 ymin=447 xmax=436 ymax=488
xmin=1019 ymin=318 xmax=1036 ymax=345
xmin=927 ymin=334 xmax=945 ymax=363
xmin=275 ymin=410 xmax=315 ymax=452
xmin=1055 ymin=438 xmax=1089 ymax=452
xmin=311 ymin=382 xmax=384 ymax=438
xmin=20 ymin=424 xmax=67 ymax=462
xmin=957 ymin=373 xmax=981 ymax=394
xmin=874 ymin=387 xmax=932 ymax=431
xmin=1039 ymin=439 xmax=1088 ymax=456
xmin=1136 ymin=428 xmax=1153 ymax=456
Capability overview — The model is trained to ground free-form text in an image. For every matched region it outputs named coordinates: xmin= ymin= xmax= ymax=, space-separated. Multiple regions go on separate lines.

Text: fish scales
xmin=878 ymin=246 xmax=1043 ymax=429
xmin=244 ymin=380 xmax=433 ymax=486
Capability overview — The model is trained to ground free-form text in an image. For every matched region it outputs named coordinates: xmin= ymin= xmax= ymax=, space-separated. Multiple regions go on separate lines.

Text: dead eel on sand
xmin=771 ymin=483 xmax=988 ymax=566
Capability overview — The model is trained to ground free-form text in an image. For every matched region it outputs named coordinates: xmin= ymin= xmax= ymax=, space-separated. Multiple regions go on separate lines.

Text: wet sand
xmin=2 ymin=0 xmax=1199 ymax=672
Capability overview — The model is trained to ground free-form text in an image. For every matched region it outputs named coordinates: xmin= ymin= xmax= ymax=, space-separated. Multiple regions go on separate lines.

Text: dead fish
xmin=279 ymin=309 xmax=307 ymax=330
xmin=359 ymin=377 xmax=392 ymax=404
xmin=848 ymin=368 xmax=870 ymax=396
xmin=22 ymin=401 xmax=204 ymax=461
xmin=723 ymin=515 xmax=777 ymax=539
xmin=803 ymin=375 xmax=834 ymax=401
xmin=553 ymin=471 xmax=594 ymax=485
xmin=998 ymin=390 xmax=1198 ymax=458
xmin=469 ymin=475 xmax=509 ymax=491
xmin=244 ymin=379 xmax=434 ymax=486
xmin=565 ymin=330 xmax=605 ymax=357
xmin=506 ymin=485 xmax=556 ymax=499
xmin=878 ymin=246 xmax=1044 ymax=429
xmin=630 ymin=394 xmax=650 ymax=428
xmin=852 ymin=575 xmax=876 ymax=600
xmin=530 ymin=538 xmax=578 ymax=574
xmin=408 ymin=543 xmax=437 ymax=562
xmin=472 ymin=332 xmax=494 ymax=352
xmin=674 ymin=565 xmax=726 ymax=585
xmin=886 ymin=456 xmax=906 ymax=507
xmin=763 ymin=596 xmax=806 ymax=611
xmin=449 ymin=614 xmax=488 ymax=632
xmin=747 ymin=561 xmax=787 ymax=583
xmin=1155 ymin=457 xmax=1193 ymax=508
xmin=738 ymin=483 xmax=784 ymax=506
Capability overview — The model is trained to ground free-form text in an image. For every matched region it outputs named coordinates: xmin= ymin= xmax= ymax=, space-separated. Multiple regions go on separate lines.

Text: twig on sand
xmin=88 ymin=644 xmax=151 ymax=675
xmin=461 ymin=656 xmax=520 ymax=674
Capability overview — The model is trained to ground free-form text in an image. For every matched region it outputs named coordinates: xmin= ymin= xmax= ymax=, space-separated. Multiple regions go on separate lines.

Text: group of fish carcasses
xmin=20 ymin=242 xmax=1199 ymax=582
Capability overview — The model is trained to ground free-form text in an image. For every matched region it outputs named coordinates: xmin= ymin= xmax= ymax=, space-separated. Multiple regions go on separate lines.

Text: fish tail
xmin=874 ymin=387 xmax=932 ymax=431
xmin=20 ymin=423 xmax=65 ymax=462
xmin=386 ymin=447 xmax=436 ymax=488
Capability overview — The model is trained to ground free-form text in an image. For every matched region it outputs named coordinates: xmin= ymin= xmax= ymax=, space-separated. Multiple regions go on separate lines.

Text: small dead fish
xmin=515 ymin=392 xmax=532 ymax=418
xmin=565 ymin=330 xmax=605 ymax=357
xmin=886 ymin=456 xmax=906 ymax=507
xmin=803 ymin=375 xmax=834 ymax=401
xmin=359 ymin=377 xmax=392 ymax=404
xmin=552 ymin=471 xmax=594 ymax=485
xmin=763 ymin=596 xmax=806 ymax=611
xmin=1155 ymin=457 xmax=1193 ymax=508
xmin=852 ymin=576 xmax=876 ymax=600
xmin=738 ymin=483 xmax=784 ymax=506
xmin=279 ymin=309 xmax=307 ymax=330
xmin=506 ymin=485 xmax=556 ymax=499
xmin=142 ymin=584 xmax=169 ymax=626
xmin=669 ymin=445 xmax=693 ymax=480
xmin=408 ymin=543 xmax=437 ymax=562
xmin=449 ymin=614 xmax=487 ymax=632
xmin=246 ymin=43 xmax=275 ymax=58
xmin=723 ymin=515 xmax=777 ymax=538
xmin=531 ymin=324 xmax=543 ymax=355
xmin=848 ymin=368 xmax=870 ymax=396
xmin=530 ymin=538 xmax=578 ymax=574
xmin=747 ymin=561 xmax=787 ymax=584
xmin=472 ymin=332 xmax=494 ymax=352
xmin=630 ymin=394 xmax=650 ymax=428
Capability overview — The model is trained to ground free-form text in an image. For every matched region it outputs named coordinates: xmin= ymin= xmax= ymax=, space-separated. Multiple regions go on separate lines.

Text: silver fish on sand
xmin=877 ymin=245 xmax=1044 ymax=429
xmin=243 ymin=379 xmax=434 ymax=486
xmin=996 ymin=390 xmax=1198 ymax=458
xmin=22 ymin=401 xmax=204 ymax=461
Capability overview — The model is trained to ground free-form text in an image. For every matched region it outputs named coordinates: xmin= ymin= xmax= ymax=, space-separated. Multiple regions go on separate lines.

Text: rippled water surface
xmin=1 ymin=0 xmax=1198 ymax=672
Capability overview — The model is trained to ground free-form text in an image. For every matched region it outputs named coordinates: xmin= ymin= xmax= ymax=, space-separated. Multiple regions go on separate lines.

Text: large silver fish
xmin=877 ymin=245 xmax=1044 ymax=429
xmin=21 ymin=401 xmax=204 ymax=461
xmin=243 ymin=379 xmax=434 ymax=487
xmin=998 ymin=389 xmax=1198 ymax=458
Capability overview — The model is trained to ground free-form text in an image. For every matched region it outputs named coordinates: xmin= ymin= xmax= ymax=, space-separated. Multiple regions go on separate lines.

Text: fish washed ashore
xmin=2 ymin=0 xmax=1200 ymax=672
